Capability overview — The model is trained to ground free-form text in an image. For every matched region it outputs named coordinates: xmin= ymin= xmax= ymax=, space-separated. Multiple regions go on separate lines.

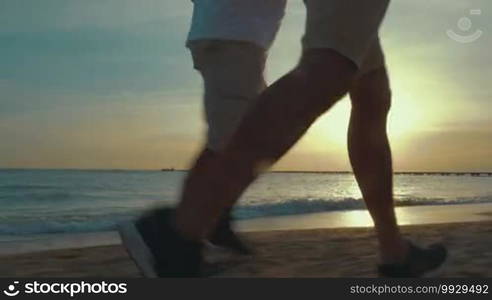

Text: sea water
xmin=1 ymin=169 xmax=491 ymax=241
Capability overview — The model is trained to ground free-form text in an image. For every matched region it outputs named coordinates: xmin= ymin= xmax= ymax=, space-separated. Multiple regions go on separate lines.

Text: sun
xmin=388 ymin=91 xmax=428 ymax=139
xmin=302 ymin=90 xmax=432 ymax=153
xmin=303 ymin=98 xmax=351 ymax=152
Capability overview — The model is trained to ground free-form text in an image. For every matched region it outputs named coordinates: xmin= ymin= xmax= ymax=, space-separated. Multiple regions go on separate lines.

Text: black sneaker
xmin=378 ymin=241 xmax=447 ymax=277
xmin=119 ymin=207 xmax=203 ymax=277
xmin=209 ymin=211 xmax=253 ymax=255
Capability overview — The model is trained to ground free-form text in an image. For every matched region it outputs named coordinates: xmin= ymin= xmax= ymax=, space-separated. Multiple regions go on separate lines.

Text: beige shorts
xmin=190 ymin=40 xmax=267 ymax=151
xmin=189 ymin=1 xmax=390 ymax=151
xmin=302 ymin=0 xmax=390 ymax=72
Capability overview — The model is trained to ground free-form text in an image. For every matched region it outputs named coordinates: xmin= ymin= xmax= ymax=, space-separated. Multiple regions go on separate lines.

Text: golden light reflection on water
xmin=333 ymin=206 xmax=427 ymax=228
xmin=338 ymin=210 xmax=374 ymax=227
xmin=238 ymin=203 xmax=492 ymax=232
xmin=334 ymin=202 xmax=448 ymax=228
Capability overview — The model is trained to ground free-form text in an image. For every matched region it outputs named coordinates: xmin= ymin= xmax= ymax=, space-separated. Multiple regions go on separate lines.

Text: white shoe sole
xmin=118 ymin=222 xmax=158 ymax=278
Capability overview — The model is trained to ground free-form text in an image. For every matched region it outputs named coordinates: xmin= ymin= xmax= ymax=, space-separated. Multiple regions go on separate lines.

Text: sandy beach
xmin=1 ymin=220 xmax=492 ymax=278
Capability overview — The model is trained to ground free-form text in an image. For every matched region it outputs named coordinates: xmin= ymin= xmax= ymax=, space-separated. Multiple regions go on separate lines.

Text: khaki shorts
xmin=189 ymin=1 xmax=390 ymax=151
xmin=190 ymin=40 xmax=267 ymax=151
xmin=302 ymin=0 xmax=390 ymax=72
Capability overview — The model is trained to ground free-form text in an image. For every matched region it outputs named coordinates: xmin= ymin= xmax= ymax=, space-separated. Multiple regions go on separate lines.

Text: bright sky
xmin=1 ymin=0 xmax=491 ymax=171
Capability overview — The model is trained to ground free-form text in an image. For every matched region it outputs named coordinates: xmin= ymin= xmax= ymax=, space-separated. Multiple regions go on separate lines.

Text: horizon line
xmin=1 ymin=167 xmax=492 ymax=175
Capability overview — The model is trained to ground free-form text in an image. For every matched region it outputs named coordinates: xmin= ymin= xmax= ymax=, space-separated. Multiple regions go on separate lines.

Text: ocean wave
xmin=234 ymin=196 xmax=492 ymax=219
xmin=0 ymin=220 xmax=118 ymax=236
xmin=1 ymin=196 xmax=492 ymax=236
xmin=0 ymin=213 xmax=139 ymax=236
xmin=0 ymin=184 xmax=59 ymax=191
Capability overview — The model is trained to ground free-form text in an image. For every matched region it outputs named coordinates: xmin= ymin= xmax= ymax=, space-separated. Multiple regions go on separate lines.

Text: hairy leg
xmin=176 ymin=49 xmax=358 ymax=240
xmin=348 ymin=66 xmax=407 ymax=263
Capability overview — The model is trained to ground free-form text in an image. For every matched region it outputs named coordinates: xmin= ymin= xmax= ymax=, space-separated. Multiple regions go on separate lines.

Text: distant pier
xmin=394 ymin=172 xmax=492 ymax=177
xmin=270 ymin=170 xmax=492 ymax=177
xmin=163 ymin=168 xmax=492 ymax=177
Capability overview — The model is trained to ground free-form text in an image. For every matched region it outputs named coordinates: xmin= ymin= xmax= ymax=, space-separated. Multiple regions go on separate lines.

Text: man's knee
xmin=350 ymin=67 xmax=392 ymax=114
xmin=295 ymin=48 xmax=357 ymax=105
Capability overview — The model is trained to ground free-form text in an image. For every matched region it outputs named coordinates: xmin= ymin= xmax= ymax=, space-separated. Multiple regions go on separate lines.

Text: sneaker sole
xmin=421 ymin=256 xmax=448 ymax=278
xmin=118 ymin=222 xmax=157 ymax=278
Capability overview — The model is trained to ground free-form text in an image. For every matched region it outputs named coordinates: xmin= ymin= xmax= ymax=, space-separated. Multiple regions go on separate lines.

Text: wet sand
xmin=1 ymin=221 xmax=492 ymax=278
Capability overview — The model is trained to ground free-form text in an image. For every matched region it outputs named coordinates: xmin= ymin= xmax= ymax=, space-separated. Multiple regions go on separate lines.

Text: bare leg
xmin=348 ymin=66 xmax=408 ymax=263
xmin=176 ymin=49 xmax=358 ymax=240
